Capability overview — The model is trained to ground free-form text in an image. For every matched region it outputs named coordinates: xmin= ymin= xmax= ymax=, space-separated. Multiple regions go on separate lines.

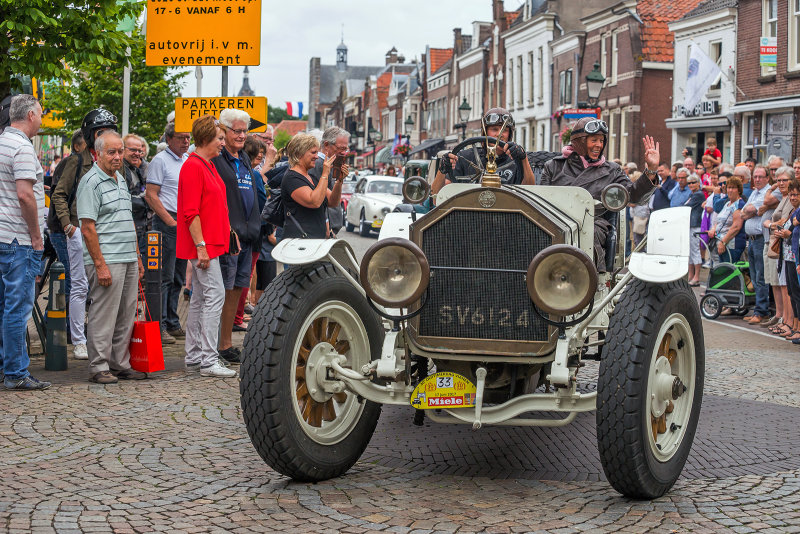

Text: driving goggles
xmin=572 ymin=119 xmax=608 ymax=135
xmin=483 ymin=113 xmax=515 ymax=127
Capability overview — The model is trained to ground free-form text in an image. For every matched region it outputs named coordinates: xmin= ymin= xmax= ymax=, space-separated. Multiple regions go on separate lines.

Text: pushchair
xmin=700 ymin=260 xmax=756 ymax=319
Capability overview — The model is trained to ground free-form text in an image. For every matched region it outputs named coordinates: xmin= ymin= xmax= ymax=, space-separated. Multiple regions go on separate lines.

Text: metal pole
xmin=221 ymin=66 xmax=228 ymax=97
xmin=122 ymin=40 xmax=131 ymax=135
xmin=195 ymin=66 xmax=203 ymax=97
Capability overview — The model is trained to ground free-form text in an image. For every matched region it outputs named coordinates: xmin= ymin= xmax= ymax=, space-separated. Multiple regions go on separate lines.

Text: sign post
xmin=145 ymin=0 xmax=262 ymax=67
xmin=174 ymin=97 xmax=268 ymax=132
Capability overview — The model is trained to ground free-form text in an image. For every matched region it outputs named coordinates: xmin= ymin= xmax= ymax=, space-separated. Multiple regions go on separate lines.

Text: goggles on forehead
xmin=572 ymin=119 xmax=608 ymax=135
xmin=483 ymin=113 xmax=514 ymax=127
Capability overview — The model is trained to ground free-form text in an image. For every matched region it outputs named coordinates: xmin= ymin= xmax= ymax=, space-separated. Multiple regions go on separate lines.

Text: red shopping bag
xmin=129 ymin=282 xmax=165 ymax=373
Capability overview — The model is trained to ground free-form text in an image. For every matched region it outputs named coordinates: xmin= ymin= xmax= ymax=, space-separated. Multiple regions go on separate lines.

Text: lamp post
xmin=585 ymin=61 xmax=606 ymax=110
xmin=454 ymin=98 xmax=472 ymax=140
xmin=369 ymin=127 xmax=382 ymax=171
xmin=403 ymin=115 xmax=414 ymax=162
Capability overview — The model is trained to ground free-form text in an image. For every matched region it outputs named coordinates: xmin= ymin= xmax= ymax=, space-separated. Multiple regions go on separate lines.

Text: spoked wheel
xmin=699 ymin=294 xmax=721 ymax=319
xmin=597 ymin=278 xmax=704 ymax=499
xmin=240 ymin=262 xmax=384 ymax=481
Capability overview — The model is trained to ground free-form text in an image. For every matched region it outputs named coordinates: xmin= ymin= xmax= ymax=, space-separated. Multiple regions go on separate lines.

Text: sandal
xmin=771 ymin=324 xmax=791 ymax=335
xmin=788 ymin=331 xmax=800 ymax=341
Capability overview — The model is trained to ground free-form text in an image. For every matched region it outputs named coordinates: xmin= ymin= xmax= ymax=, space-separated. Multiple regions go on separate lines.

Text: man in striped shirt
xmin=77 ymin=131 xmax=145 ymax=384
xmin=0 ymin=94 xmax=51 ymax=390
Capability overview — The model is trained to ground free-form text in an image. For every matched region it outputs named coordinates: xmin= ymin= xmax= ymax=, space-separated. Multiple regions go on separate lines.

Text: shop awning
xmin=358 ymin=145 xmax=385 ymax=159
xmin=730 ymin=96 xmax=800 ymax=113
xmin=408 ymin=137 xmax=444 ymax=156
xmin=664 ymin=116 xmax=730 ymax=131
xmin=376 ymin=146 xmax=393 ymax=164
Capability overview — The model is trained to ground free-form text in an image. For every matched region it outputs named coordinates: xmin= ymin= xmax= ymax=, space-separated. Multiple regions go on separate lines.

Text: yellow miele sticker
xmin=410 ymin=371 xmax=477 ymax=410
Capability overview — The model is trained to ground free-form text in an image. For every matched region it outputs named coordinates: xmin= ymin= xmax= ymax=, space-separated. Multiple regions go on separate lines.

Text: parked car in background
xmin=340 ymin=179 xmax=356 ymax=216
xmin=344 ymin=176 xmax=404 ymax=237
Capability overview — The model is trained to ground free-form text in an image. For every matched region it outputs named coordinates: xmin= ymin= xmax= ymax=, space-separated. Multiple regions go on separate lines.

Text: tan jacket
xmin=51 ymin=148 xmax=93 ymax=228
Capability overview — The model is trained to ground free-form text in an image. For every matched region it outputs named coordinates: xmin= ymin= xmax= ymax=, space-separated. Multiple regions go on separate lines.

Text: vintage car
xmin=240 ymin=136 xmax=704 ymax=499
xmin=344 ymin=175 xmax=404 ymax=237
xmin=339 ymin=179 xmax=357 ymax=215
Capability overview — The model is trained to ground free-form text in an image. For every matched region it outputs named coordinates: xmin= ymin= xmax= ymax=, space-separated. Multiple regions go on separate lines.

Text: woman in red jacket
xmin=177 ymin=115 xmax=236 ymax=378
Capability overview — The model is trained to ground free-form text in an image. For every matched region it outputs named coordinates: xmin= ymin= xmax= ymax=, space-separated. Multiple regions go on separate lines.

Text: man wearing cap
xmin=431 ymin=107 xmax=535 ymax=194
xmin=540 ymin=117 xmax=660 ymax=271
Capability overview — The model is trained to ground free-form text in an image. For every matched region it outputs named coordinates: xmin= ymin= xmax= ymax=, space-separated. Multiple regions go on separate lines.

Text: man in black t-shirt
xmin=431 ymin=108 xmax=536 ymax=194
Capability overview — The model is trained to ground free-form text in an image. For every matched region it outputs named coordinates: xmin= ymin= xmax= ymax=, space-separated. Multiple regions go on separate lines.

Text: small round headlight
xmin=601 ymin=183 xmax=630 ymax=212
xmin=360 ymin=238 xmax=430 ymax=308
xmin=402 ymin=176 xmax=430 ymax=205
xmin=527 ymin=245 xmax=597 ymax=316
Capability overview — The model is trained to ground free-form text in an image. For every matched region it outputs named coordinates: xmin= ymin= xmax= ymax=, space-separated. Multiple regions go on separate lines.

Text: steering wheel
xmin=444 ymin=136 xmax=508 ymax=183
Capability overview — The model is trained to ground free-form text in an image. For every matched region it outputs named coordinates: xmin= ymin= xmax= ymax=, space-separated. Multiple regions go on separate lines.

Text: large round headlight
xmin=360 ymin=238 xmax=430 ymax=308
xmin=527 ymin=245 xmax=597 ymax=316
xmin=601 ymin=183 xmax=630 ymax=212
xmin=402 ymin=176 xmax=430 ymax=205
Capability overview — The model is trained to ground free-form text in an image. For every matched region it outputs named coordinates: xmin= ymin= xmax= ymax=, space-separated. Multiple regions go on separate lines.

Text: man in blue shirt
xmin=741 ymin=166 xmax=772 ymax=324
xmin=669 ymin=168 xmax=691 ymax=207
xmin=651 ymin=163 xmax=676 ymax=211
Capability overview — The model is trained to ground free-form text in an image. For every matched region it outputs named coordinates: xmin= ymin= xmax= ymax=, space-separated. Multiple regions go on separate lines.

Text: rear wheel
xmin=699 ymin=294 xmax=721 ymax=320
xmin=597 ymin=278 xmax=704 ymax=499
xmin=359 ymin=209 xmax=371 ymax=237
xmin=240 ymin=263 xmax=384 ymax=481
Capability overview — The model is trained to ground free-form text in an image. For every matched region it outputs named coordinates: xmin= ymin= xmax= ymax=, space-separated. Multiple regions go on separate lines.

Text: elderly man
xmin=212 ymin=108 xmax=261 ymax=363
xmin=683 ymin=157 xmax=696 ymax=175
xmin=741 ymin=165 xmax=774 ymax=325
xmin=0 ymin=95 xmax=50 ymax=390
xmin=123 ymin=134 xmax=149 ymax=261
xmin=253 ymin=125 xmax=275 ymax=168
xmin=669 ymin=168 xmax=692 ymax=207
xmin=146 ymin=123 xmax=190 ymax=345
xmin=310 ymin=126 xmax=350 ymax=235
xmin=76 ymin=131 xmax=145 ymax=384
xmin=651 ymin=162 xmax=676 ymax=211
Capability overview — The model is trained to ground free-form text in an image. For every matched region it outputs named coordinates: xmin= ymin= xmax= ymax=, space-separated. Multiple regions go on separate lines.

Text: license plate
xmin=372 ymin=219 xmax=383 ymax=228
xmin=409 ymin=371 xmax=477 ymax=409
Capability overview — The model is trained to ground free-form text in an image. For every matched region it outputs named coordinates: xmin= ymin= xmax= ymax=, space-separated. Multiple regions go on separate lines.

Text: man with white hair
xmin=145 ymin=122 xmax=190 ymax=345
xmin=310 ymin=126 xmax=351 ymax=234
xmin=0 ymin=94 xmax=50 ymax=390
xmin=77 ymin=131 xmax=145 ymax=384
xmin=212 ymin=108 xmax=261 ymax=363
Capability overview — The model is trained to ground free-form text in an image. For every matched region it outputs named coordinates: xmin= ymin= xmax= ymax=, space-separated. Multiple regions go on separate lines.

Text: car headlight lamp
xmin=601 ymin=183 xmax=630 ymax=212
xmin=526 ymin=245 xmax=597 ymax=315
xmin=360 ymin=238 xmax=430 ymax=308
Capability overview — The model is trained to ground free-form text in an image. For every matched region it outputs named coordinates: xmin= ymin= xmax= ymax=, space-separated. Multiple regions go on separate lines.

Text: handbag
xmin=768 ymin=233 xmax=782 ymax=259
xmin=261 ymin=187 xmax=285 ymax=227
xmin=229 ymin=228 xmax=241 ymax=255
xmin=129 ymin=282 xmax=165 ymax=373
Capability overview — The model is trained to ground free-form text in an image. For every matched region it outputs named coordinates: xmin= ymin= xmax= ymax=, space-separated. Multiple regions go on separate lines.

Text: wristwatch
xmin=643 ymin=168 xmax=657 ymax=177
xmin=195 ymin=241 xmax=206 ymax=248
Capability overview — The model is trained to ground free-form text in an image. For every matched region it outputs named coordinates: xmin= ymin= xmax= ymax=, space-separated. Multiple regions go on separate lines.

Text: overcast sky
xmin=177 ymin=0 xmax=524 ymax=108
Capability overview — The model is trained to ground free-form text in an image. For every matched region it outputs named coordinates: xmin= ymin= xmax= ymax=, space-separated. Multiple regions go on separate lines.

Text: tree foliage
xmin=0 ymin=0 xmax=142 ymax=98
xmin=45 ymin=30 xmax=187 ymax=143
xmin=274 ymin=129 xmax=291 ymax=150
xmin=268 ymin=105 xmax=292 ymax=123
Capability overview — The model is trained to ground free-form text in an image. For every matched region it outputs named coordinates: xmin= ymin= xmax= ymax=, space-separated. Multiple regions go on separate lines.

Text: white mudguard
xmin=271 ymin=238 xmax=359 ymax=274
xmin=628 ymin=206 xmax=691 ymax=283
xmin=378 ymin=212 xmax=414 ymax=240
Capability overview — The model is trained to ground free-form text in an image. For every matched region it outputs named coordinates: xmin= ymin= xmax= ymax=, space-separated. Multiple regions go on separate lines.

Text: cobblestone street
xmin=3 ymin=234 xmax=800 ymax=532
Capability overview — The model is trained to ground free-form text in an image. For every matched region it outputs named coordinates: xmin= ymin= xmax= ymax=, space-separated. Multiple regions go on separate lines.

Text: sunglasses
xmin=572 ymin=119 xmax=609 ymax=135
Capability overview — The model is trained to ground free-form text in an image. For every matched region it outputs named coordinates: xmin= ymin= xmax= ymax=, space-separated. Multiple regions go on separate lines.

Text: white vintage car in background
xmin=344 ymin=176 xmax=404 ymax=237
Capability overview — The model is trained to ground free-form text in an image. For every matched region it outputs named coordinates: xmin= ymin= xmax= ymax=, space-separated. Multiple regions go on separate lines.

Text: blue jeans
xmin=49 ymin=232 xmax=71 ymax=296
xmin=747 ymin=236 xmax=769 ymax=317
xmin=0 ymin=240 xmax=43 ymax=380
xmin=153 ymin=217 xmax=186 ymax=331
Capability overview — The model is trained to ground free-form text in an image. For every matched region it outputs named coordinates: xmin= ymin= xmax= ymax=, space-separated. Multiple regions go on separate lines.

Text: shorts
xmin=689 ymin=227 xmax=702 ymax=265
xmin=763 ymin=245 xmax=780 ymax=286
xmin=219 ymin=243 xmax=253 ymax=290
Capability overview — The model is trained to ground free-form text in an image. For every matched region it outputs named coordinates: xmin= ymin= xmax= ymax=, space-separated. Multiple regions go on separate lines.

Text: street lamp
xmin=369 ymin=127 xmax=382 ymax=171
xmin=586 ymin=62 xmax=606 ymax=107
xmin=454 ymin=98 xmax=472 ymax=140
xmin=404 ymin=115 xmax=414 ymax=139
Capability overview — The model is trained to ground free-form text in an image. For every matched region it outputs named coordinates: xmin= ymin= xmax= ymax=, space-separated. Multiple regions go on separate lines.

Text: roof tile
xmin=638 ymin=0 xmax=705 ymax=62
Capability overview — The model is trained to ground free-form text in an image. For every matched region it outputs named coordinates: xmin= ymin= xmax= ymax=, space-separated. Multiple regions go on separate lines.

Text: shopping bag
xmin=129 ymin=282 xmax=164 ymax=373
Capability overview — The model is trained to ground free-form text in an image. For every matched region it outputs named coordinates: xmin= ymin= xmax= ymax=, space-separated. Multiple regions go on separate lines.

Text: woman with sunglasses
xmin=540 ymin=117 xmax=660 ymax=271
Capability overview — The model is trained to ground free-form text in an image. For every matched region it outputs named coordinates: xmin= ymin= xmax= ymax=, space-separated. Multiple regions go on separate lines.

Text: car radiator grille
xmin=418 ymin=210 xmax=552 ymax=342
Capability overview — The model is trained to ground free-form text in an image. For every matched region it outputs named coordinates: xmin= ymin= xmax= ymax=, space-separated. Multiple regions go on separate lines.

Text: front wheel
xmin=699 ymin=294 xmax=721 ymax=320
xmin=240 ymin=263 xmax=384 ymax=481
xmin=359 ymin=209 xmax=371 ymax=237
xmin=597 ymin=278 xmax=704 ymax=499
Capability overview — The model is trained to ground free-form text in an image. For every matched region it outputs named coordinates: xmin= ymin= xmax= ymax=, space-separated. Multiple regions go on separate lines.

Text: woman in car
xmin=281 ymin=133 xmax=343 ymax=239
xmin=540 ymin=117 xmax=660 ymax=271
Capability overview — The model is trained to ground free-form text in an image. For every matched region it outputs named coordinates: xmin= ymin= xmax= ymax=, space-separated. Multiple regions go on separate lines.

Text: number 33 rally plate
xmin=410 ymin=371 xmax=477 ymax=409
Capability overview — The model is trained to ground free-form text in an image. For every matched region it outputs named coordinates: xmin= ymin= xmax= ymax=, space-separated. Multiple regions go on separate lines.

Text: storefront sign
xmin=673 ymin=100 xmax=721 ymax=118
xmin=562 ymin=108 xmax=600 ymax=119
xmin=760 ymin=37 xmax=777 ymax=67
xmin=765 ymin=112 xmax=793 ymax=163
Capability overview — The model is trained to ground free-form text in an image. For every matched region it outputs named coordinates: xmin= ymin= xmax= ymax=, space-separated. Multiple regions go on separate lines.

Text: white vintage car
xmin=344 ymin=175 xmax=404 ymax=237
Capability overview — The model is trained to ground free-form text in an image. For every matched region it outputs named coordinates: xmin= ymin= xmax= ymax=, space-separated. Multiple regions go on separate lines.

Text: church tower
xmin=336 ymin=40 xmax=348 ymax=72
xmin=238 ymin=66 xmax=254 ymax=97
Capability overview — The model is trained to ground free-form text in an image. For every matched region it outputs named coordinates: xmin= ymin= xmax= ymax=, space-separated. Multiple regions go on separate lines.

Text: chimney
xmin=453 ymin=28 xmax=463 ymax=55
xmin=385 ymin=47 xmax=398 ymax=65
xmin=493 ymin=0 xmax=505 ymax=26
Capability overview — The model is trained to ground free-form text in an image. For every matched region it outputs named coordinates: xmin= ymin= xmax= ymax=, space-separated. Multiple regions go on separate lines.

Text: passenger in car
xmin=540 ymin=117 xmax=661 ymax=271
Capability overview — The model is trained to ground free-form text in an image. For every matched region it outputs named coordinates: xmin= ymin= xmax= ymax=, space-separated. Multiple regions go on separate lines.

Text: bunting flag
xmin=285 ymin=101 xmax=303 ymax=118
xmin=684 ymin=43 xmax=722 ymax=111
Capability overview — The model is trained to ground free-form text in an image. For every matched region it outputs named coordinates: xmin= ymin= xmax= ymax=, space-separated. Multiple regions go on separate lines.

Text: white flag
xmin=684 ymin=43 xmax=722 ymax=111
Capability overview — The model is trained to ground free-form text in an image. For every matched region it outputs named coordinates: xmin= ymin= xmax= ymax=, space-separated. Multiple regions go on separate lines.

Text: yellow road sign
xmin=174 ymin=97 xmax=268 ymax=133
xmin=145 ymin=0 xmax=261 ymax=66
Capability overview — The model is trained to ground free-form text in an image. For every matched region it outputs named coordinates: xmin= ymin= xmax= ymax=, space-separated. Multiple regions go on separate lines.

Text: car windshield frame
xmin=366 ymin=180 xmax=403 ymax=195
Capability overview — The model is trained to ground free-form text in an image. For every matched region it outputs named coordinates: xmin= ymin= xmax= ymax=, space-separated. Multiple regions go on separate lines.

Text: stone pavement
xmin=4 ymin=298 xmax=800 ymax=532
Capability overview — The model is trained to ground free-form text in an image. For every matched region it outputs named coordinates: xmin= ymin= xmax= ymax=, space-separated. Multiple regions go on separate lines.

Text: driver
xmin=540 ymin=117 xmax=661 ymax=271
xmin=431 ymin=108 xmax=535 ymax=194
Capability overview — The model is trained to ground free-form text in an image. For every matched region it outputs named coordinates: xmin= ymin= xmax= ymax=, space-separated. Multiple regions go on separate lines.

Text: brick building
xmin=731 ymin=0 xmax=800 ymax=164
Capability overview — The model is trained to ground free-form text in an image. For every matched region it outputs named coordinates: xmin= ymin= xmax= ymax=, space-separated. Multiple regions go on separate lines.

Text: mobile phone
xmin=331 ymin=155 xmax=345 ymax=180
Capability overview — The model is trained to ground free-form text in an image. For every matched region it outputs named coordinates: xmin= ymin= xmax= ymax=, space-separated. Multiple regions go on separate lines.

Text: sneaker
xmin=233 ymin=323 xmax=248 ymax=332
xmin=73 ymin=344 xmax=88 ymax=360
xmin=219 ymin=346 xmax=242 ymax=364
xmin=161 ymin=329 xmax=176 ymax=345
xmin=90 ymin=371 xmax=118 ymax=384
xmin=168 ymin=328 xmax=186 ymax=339
xmin=185 ymin=362 xmax=201 ymax=373
xmin=244 ymin=304 xmax=255 ymax=315
xmin=112 ymin=368 xmax=147 ymax=380
xmin=4 ymin=375 xmax=51 ymax=390
xmin=200 ymin=361 xmax=237 ymax=378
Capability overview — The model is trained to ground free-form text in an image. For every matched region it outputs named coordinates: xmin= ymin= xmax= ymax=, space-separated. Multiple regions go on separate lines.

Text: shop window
xmin=763 ymin=0 xmax=778 ymax=75
xmin=709 ymin=41 xmax=722 ymax=91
